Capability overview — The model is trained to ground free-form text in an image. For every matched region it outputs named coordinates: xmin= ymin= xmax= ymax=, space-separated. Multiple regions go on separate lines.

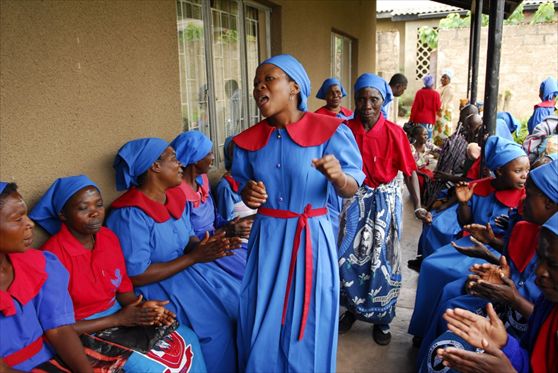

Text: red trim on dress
xmin=223 ymin=174 xmax=239 ymax=193
xmin=177 ymin=175 xmax=209 ymax=208
xmin=506 ymin=221 xmax=539 ymax=273
xmin=470 ymin=177 xmax=526 ymax=209
xmin=534 ymin=99 xmax=556 ymax=109
xmin=531 ymin=305 xmax=558 ymax=373
xmin=111 ymin=187 xmax=186 ymax=223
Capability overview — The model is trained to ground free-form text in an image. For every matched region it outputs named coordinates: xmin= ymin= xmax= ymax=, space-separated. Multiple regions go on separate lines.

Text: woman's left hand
xmin=141 ymin=300 xmax=176 ymax=326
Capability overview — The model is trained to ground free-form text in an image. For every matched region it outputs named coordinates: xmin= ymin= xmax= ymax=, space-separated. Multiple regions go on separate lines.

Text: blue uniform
xmin=215 ymin=176 xmax=244 ymax=222
xmin=232 ymin=113 xmax=365 ymax=373
xmin=0 ymin=250 xmax=74 ymax=371
xmin=107 ymin=188 xmax=241 ymax=373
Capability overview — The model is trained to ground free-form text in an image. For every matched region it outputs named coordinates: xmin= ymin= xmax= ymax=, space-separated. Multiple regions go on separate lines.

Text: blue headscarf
xmin=259 ymin=54 xmax=311 ymax=112
xmin=484 ymin=135 xmax=526 ymax=171
xmin=496 ymin=119 xmax=514 ymax=141
xmin=113 ymin=138 xmax=169 ymax=191
xmin=543 ymin=212 xmax=558 ymax=236
xmin=497 ymin=112 xmax=519 ymax=133
xmin=316 ymin=78 xmax=347 ymax=100
xmin=530 ymin=159 xmax=558 ymax=203
xmin=0 ymin=182 xmax=8 ymax=194
xmin=224 ymin=136 xmax=234 ymax=171
xmin=29 ymin=175 xmax=98 ymax=235
xmin=422 ymin=74 xmax=434 ymax=88
xmin=354 ymin=73 xmax=393 ymax=113
xmin=170 ymin=131 xmax=213 ymax=167
xmin=540 ymin=77 xmax=558 ymax=101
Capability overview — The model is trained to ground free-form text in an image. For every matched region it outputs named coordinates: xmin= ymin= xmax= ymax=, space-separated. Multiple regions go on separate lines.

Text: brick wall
xmin=437 ymin=23 xmax=558 ymax=122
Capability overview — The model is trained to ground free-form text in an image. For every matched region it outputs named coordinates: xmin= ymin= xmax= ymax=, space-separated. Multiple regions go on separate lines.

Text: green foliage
xmin=504 ymin=3 xmax=524 ymax=25
xmin=439 ymin=12 xmax=469 ymax=28
xmin=531 ymin=1 xmax=557 ymax=24
xmin=217 ymin=29 xmax=238 ymax=44
xmin=418 ymin=26 xmax=438 ymax=50
xmin=179 ymin=23 xmax=204 ymax=43
xmin=513 ymin=118 xmax=530 ymax=145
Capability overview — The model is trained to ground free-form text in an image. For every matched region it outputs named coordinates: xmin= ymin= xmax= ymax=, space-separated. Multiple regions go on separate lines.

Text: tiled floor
xmin=337 ymin=188 xmax=420 ymax=373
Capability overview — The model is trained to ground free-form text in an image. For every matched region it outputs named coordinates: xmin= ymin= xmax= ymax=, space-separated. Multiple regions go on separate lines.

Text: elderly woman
xmin=30 ymin=175 xmax=206 ymax=372
xmin=233 ymin=54 xmax=365 ymax=372
xmin=527 ymin=76 xmax=558 ymax=134
xmin=434 ymin=69 xmax=456 ymax=144
xmin=106 ymin=138 xmax=241 ymax=373
xmin=338 ymin=73 xmax=429 ymax=345
xmin=410 ymin=74 xmax=442 ymax=140
xmin=314 ymin=77 xmax=353 ymax=120
xmin=170 ymin=130 xmax=251 ymax=280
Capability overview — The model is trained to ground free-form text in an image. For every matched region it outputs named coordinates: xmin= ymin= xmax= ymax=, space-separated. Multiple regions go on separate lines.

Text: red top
xmin=233 ymin=112 xmax=342 ymax=151
xmin=531 ymin=304 xmax=558 ymax=373
xmin=346 ymin=114 xmax=417 ymax=187
xmin=111 ymin=186 xmax=186 ymax=223
xmin=42 ymin=224 xmax=134 ymax=320
xmin=178 ymin=174 xmax=209 ymax=208
xmin=314 ymin=106 xmax=353 ymax=118
xmin=410 ymin=87 xmax=441 ymax=125
xmin=0 ymin=249 xmax=47 ymax=317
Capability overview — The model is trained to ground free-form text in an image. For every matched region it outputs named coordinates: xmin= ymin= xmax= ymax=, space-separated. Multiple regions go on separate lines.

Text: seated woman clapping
xmin=30 ymin=175 xmax=206 ymax=372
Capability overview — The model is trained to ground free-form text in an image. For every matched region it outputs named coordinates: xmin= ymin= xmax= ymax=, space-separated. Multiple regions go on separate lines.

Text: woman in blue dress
xmin=409 ymin=135 xmax=529 ymax=340
xmin=106 ymin=138 xmax=241 ymax=373
xmin=527 ymin=77 xmax=557 ymax=134
xmin=171 ymin=131 xmax=252 ymax=280
xmin=232 ymin=54 xmax=365 ymax=373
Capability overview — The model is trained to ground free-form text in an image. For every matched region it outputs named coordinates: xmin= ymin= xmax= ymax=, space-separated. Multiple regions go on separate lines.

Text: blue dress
xmin=0 ymin=250 xmax=75 ymax=371
xmin=106 ymin=188 xmax=241 ymax=373
xmin=232 ymin=112 xmax=365 ymax=373
xmin=409 ymin=181 xmax=524 ymax=338
xmin=215 ymin=176 xmax=243 ymax=222
xmin=527 ymin=105 xmax=555 ymax=134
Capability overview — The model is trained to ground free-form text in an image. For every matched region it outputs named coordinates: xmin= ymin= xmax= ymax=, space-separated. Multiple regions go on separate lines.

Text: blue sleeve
xmin=37 ymin=251 xmax=75 ymax=331
xmin=528 ymin=107 xmax=554 ymax=134
xmin=215 ymin=179 xmax=236 ymax=221
xmin=501 ymin=335 xmax=530 ymax=373
xmin=210 ymin=194 xmax=228 ymax=228
xmin=106 ymin=207 xmax=154 ymax=277
xmin=324 ymin=124 xmax=366 ymax=186
xmin=231 ymin=146 xmax=254 ymax=193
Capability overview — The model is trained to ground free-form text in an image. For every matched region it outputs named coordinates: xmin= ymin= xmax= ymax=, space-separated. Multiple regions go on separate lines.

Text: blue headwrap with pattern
xmin=484 ymin=135 xmax=526 ymax=171
xmin=316 ymin=78 xmax=347 ymax=100
xmin=260 ymin=54 xmax=311 ymax=112
xmin=113 ymin=138 xmax=169 ymax=191
xmin=354 ymin=73 xmax=393 ymax=115
xmin=29 ymin=175 xmax=98 ymax=235
xmin=540 ymin=77 xmax=558 ymax=101
xmin=171 ymin=131 xmax=213 ymax=167
xmin=497 ymin=112 xmax=519 ymax=133
xmin=530 ymin=159 xmax=558 ymax=203
xmin=423 ymin=74 xmax=434 ymax=88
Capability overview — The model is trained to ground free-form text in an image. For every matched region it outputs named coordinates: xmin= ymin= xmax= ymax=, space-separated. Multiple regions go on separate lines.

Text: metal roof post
xmin=469 ymin=0 xmax=483 ymax=105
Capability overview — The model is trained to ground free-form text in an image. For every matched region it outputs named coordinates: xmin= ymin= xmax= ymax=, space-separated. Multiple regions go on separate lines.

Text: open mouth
xmin=257 ymin=95 xmax=269 ymax=108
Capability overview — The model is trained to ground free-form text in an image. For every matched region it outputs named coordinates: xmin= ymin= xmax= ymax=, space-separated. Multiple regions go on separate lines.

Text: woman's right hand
xmin=455 ymin=181 xmax=477 ymax=204
xmin=241 ymin=180 xmax=268 ymax=209
xmin=115 ymin=295 xmax=166 ymax=327
xmin=190 ymin=232 xmax=240 ymax=264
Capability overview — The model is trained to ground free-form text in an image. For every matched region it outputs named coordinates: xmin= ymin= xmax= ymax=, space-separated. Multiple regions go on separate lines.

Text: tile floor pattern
xmin=337 ymin=188 xmax=421 ymax=373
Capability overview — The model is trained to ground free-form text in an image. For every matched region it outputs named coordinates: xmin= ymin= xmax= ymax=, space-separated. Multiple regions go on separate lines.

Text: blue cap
xmin=29 ymin=175 xmax=98 ymax=234
xmin=170 ymin=130 xmax=213 ymax=167
xmin=0 ymin=182 xmax=8 ymax=194
xmin=540 ymin=77 xmax=558 ymax=101
xmin=354 ymin=73 xmax=393 ymax=116
xmin=316 ymin=78 xmax=347 ymax=100
xmin=113 ymin=138 xmax=169 ymax=191
xmin=260 ymin=54 xmax=311 ymax=112
xmin=497 ymin=112 xmax=519 ymax=133
xmin=484 ymin=135 xmax=526 ymax=171
xmin=422 ymin=74 xmax=434 ymax=88
xmin=542 ymin=212 xmax=558 ymax=236
xmin=530 ymin=160 xmax=558 ymax=203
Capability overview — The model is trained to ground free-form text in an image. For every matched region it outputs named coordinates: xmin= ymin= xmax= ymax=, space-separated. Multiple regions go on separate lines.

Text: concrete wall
xmin=0 ymin=0 xmax=182 ymax=243
xmin=437 ymin=22 xmax=558 ymax=122
xmin=270 ymin=0 xmax=376 ymax=111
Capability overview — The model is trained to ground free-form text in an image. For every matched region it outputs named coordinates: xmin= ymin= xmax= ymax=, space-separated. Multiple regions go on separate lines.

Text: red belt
xmin=258 ymin=204 xmax=327 ymax=340
xmin=4 ymin=336 xmax=44 ymax=367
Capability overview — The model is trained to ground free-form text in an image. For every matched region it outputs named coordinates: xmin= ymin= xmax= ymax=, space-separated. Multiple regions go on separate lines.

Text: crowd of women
xmin=1 ymin=52 xmax=557 ymax=373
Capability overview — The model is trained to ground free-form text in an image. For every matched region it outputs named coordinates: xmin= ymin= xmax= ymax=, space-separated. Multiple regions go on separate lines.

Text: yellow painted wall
xmin=269 ymin=0 xmax=376 ymax=111
xmin=0 ymin=0 xmax=182 ymax=244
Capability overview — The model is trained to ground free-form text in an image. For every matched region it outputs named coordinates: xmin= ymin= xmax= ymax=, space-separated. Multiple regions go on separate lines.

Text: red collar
xmin=535 ymin=99 xmax=556 ymax=109
xmin=347 ymin=114 xmax=386 ymax=137
xmin=0 ymin=249 xmax=47 ymax=316
xmin=111 ymin=186 xmax=186 ymax=223
xmin=55 ymin=224 xmax=111 ymax=257
xmin=506 ymin=221 xmax=539 ymax=273
xmin=223 ymin=174 xmax=239 ymax=193
xmin=178 ymin=175 xmax=209 ymax=208
xmin=233 ymin=112 xmax=342 ymax=151
xmin=470 ymin=177 xmax=526 ymax=208
xmin=316 ymin=106 xmax=352 ymax=117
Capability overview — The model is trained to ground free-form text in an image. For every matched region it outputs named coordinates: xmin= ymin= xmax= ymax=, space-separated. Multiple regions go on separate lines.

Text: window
xmin=176 ymin=0 xmax=271 ymax=167
xmin=331 ymin=32 xmax=353 ymax=108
